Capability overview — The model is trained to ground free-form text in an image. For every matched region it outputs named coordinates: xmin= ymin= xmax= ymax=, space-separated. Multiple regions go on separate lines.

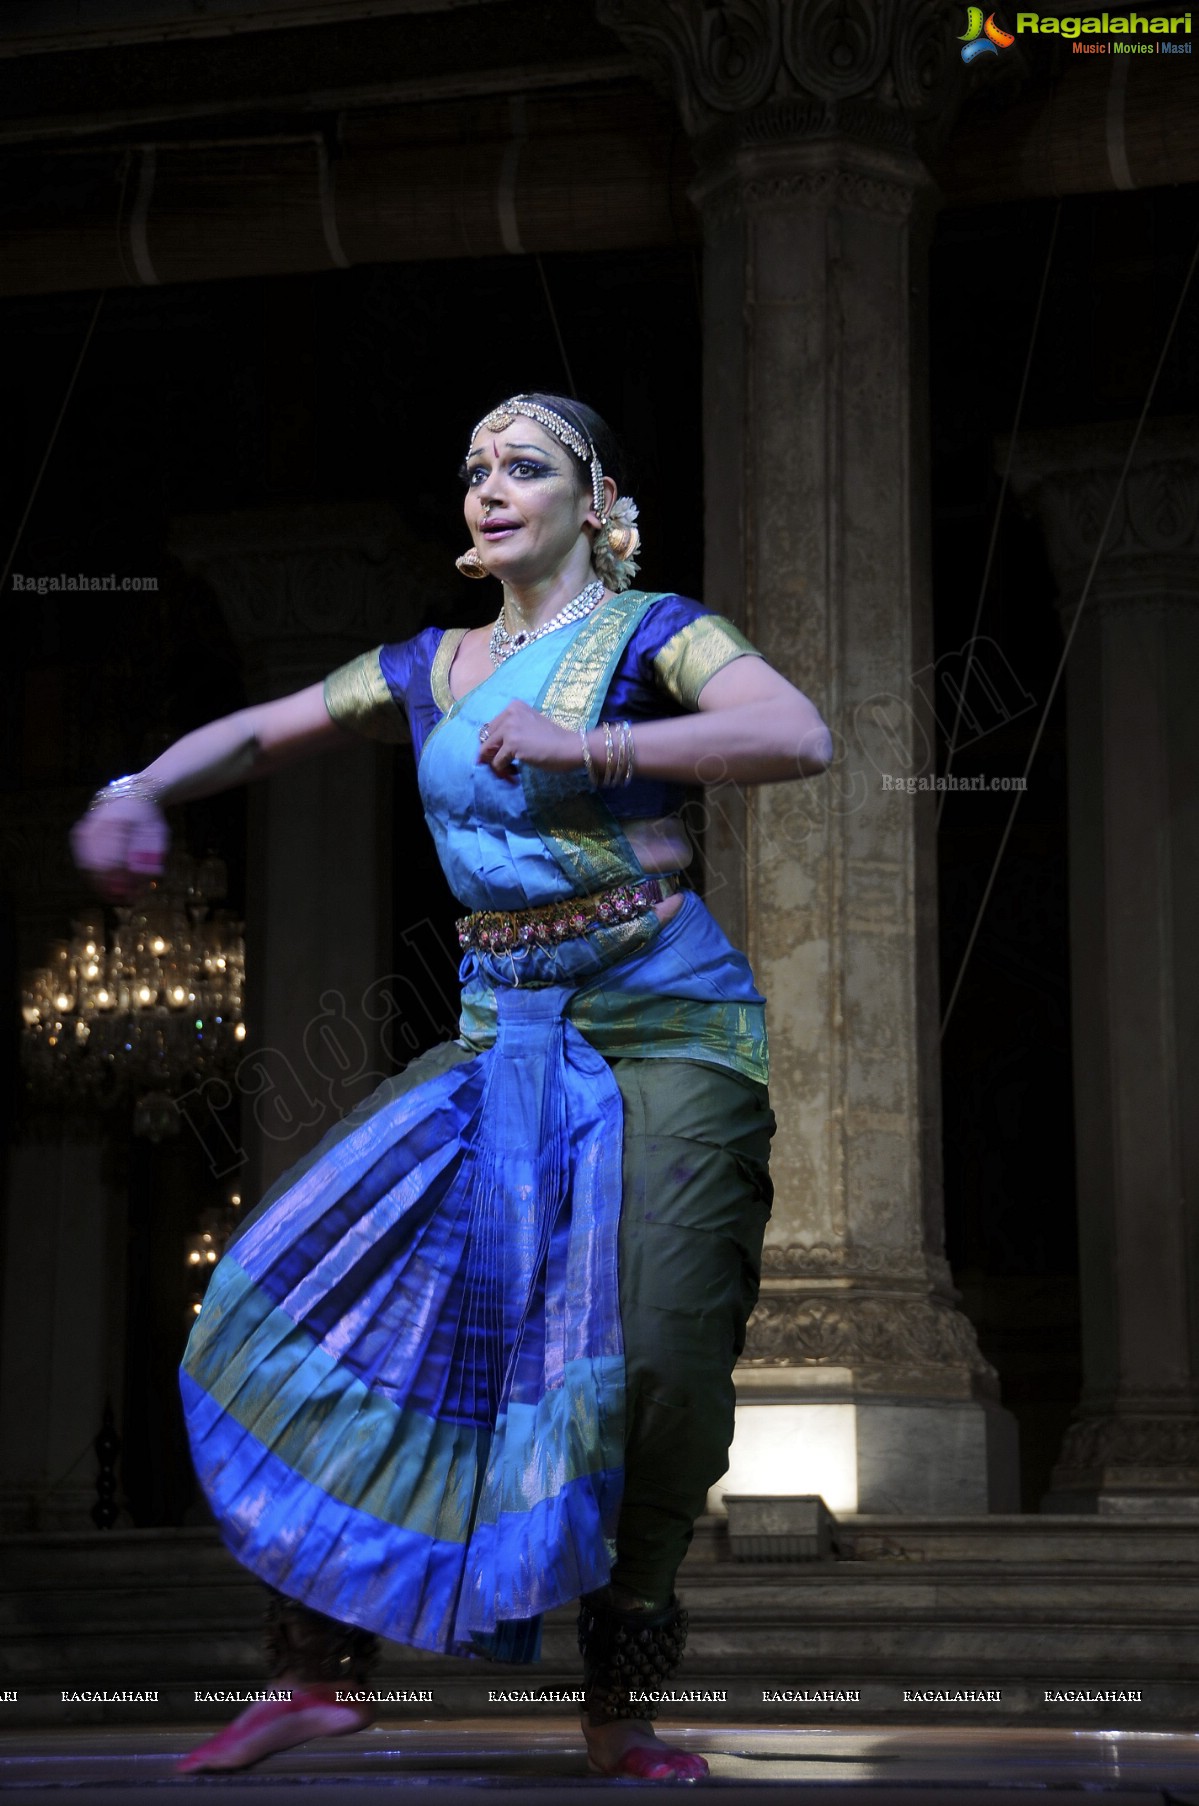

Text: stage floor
xmin=1 ymin=1724 xmax=1199 ymax=1802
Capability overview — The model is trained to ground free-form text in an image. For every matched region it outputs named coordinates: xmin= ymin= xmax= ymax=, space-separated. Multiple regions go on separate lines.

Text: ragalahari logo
xmin=959 ymin=6 xmax=1017 ymax=57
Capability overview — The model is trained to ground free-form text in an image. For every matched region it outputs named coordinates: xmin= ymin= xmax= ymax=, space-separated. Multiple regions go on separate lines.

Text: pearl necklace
xmin=489 ymin=578 xmax=606 ymax=667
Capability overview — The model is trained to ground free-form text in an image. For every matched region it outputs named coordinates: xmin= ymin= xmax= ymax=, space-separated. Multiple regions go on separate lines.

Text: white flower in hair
xmin=594 ymin=495 xmax=642 ymax=592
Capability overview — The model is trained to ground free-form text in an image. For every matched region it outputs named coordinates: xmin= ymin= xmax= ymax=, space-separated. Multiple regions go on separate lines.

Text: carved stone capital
xmin=1052 ymin=1406 xmax=1199 ymax=1497
xmin=168 ymin=501 xmax=451 ymax=694
xmin=1006 ymin=418 xmax=1199 ymax=617
xmin=596 ymin=0 xmax=965 ymax=157
xmin=743 ymin=1284 xmax=998 ymax=1397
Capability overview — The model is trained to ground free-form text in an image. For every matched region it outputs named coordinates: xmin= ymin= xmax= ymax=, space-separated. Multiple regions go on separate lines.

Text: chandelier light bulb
xmin=19 ymin=860 xmax=246 ymax=1138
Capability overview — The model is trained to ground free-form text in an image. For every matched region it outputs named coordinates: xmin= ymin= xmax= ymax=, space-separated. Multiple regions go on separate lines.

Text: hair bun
xmin=594 ymin=496 xmax=641 ymax=592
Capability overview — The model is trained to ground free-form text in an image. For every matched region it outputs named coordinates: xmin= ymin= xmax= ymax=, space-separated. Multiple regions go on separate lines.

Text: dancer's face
xmin=462 ymin=418 xmax=594 ymax=584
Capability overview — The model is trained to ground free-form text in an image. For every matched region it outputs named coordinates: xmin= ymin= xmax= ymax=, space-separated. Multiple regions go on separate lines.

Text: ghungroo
xmin=263 ymin=1586 xmax=380 ymax=1685
xmin=576 ymin=1589 xmax=690 ymax=1724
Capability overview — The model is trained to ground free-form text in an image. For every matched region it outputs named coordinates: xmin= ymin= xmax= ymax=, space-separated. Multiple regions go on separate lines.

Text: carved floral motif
xmin=597 ymin=0 xmax=964 ymax=145
xmin=760 ymin=1242 xmax=929 ymax=1278
xmin=743 ymin=1292 xmax=995 ymax=1376
xmin=1054 ymin=1413 xmax=1199 ymax=1481
xmin=695 ymin=165 xmax=919 ymax=229
xmin=784 ymin=0 xmax=889 ymax=103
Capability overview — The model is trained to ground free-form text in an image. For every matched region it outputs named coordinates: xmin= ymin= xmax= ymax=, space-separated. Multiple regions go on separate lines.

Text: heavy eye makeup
xmin=460 ymin=453 xmax=556 ymax=487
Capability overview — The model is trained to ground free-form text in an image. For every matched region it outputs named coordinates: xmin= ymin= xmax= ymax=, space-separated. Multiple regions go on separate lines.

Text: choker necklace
xmin=489 ymin=578 xmax=606 ymax=667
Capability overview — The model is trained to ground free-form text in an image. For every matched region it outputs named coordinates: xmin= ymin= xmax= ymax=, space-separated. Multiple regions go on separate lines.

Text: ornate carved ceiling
xmin=0 ymin=0 xmax=638 ymax=142
xmin=0 ymin=0 xmax=1191 ymax=297
xmin=0 ymin=0 xmax=510 ymax=58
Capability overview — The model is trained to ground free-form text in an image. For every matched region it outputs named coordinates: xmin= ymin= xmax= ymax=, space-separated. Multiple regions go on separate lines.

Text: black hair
xmin=523 ymin=393 xmax=631 ymax=498
xmin=461 ymin=393 xmax=632 ymax=497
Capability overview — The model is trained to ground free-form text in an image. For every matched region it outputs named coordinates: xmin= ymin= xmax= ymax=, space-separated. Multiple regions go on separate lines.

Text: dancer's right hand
xmin=70 ymin=796 xmax=170 ymax=901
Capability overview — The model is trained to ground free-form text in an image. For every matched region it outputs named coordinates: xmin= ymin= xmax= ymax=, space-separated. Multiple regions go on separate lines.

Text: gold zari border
xmin=523 ymin=591 xmax=660 ymax=895
xmin=430 ymin=627 xmax=468 ymax=717
xmin=323 ymin=647 xmax=409 ymax=744
xmin=651 ymin=616 xmax=763 ymax=710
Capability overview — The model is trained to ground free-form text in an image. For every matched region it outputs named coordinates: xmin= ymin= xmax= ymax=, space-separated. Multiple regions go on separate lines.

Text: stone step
xmin=6 ymin=1514 xmax=1199 ymax=1584
xmin=694 ymin=1512 xmax=1199 ymax=1566
xmin=1 ymin=1521 xmax=1196 ymax=1726
xmin=836 ymin=1513 xmax=1199 ymax=1564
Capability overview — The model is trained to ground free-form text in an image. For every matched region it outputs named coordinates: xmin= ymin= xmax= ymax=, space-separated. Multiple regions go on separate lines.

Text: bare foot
xmin=583 ymin=1716 xmax=709 ymax=1781
xmin=176 ymin=1683 xmax=374 ymax=1774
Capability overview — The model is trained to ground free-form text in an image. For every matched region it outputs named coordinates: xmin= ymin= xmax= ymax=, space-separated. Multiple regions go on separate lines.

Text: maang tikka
xmin=455 ymin=396 xmax=641 ymax=590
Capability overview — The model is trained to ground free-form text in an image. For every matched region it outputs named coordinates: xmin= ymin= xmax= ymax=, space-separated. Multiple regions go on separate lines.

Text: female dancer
xmin=72 ymin=393 xmax=832 ymax=1782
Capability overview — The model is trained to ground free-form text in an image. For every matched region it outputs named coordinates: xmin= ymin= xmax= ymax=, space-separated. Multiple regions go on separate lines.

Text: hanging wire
xmin=940 ymin=227 xmax=1199 ymax=1041
xmin=114 ymin=146 xmax=136 ymax=289
xmin=1 ymin=289 xmax=107 ymax=597
xmin=534 ymin=253 xmax=577 ymax=398
xmin=936 ymin=200 xmax=1062 ymax=830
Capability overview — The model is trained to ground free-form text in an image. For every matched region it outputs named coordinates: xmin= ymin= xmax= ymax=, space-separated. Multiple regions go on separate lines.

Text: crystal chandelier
xmin=186 ymin=1186 xmax=244 ymax=1324
xmin=20 ymin=849 xmax=246 ymax=1141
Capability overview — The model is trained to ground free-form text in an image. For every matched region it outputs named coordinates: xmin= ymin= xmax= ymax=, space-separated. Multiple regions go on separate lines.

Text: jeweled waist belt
xmin=456 ymin=873 xmax=682 ymax=952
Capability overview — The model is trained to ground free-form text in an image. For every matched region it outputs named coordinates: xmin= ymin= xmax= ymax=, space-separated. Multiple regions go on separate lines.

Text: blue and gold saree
xmin=179 ymin=590 xmax=767 ymax=1662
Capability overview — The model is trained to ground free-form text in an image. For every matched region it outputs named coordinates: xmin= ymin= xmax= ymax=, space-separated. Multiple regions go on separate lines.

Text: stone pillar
xmin=600 ymin=0 xmax=1018 ymax=1512
xmin=0 ymin=796 xmax=128 ymax=1530
xmin=0 ymin=1138 xmax=126 ymax=1530
xmin=169 ymin=502 xmax=447 ymax=1195
xmin=1009 ymin=420 xmax=1199 ymax=1512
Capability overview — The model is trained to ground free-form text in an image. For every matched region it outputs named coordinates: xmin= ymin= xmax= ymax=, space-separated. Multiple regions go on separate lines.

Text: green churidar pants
xmin=607 ymin=1054 xmax=775 ymax=1600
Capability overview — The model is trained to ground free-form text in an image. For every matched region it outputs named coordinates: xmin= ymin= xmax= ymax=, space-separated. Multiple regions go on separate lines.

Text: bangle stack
xmin=580 ymin=721 xmax=636 ymax=790
xmin=86 ymin=774 xmax=164 ymax=812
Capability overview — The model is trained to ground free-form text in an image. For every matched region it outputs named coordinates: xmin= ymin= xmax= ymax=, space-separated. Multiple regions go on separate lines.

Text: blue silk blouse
xmin=372 ymin=593 xmax=754 ymax=821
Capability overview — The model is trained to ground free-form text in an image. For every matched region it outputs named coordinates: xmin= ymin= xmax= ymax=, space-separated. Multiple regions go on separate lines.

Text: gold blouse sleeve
xmin=650 ymin=615 xmax=764 ymax=711
xmin=323 ymin=646 xmax=409 ymax=743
